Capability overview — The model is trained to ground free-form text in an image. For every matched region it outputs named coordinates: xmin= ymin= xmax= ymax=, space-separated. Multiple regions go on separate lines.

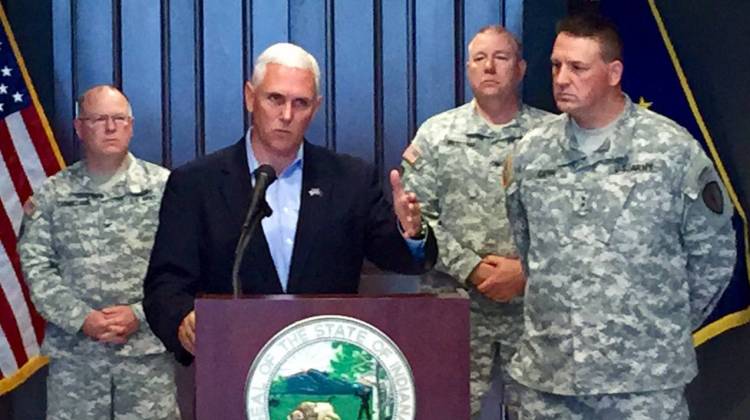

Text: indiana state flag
xmin=600 ymin=0 xmax=750 ymax=346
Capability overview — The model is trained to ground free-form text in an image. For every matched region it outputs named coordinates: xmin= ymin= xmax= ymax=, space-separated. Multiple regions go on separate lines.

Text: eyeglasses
xmin=78 ymin=114 xmax=132 ymax=127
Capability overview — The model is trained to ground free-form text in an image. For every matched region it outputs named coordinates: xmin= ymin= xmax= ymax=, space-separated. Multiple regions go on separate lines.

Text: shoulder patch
xmin=22 ymin=197 xmax=37 ymax=217
xmin=402 ymin=142 xmax=421 ymax=166
xmin=702 ymin=181 xmax=724 ymax=214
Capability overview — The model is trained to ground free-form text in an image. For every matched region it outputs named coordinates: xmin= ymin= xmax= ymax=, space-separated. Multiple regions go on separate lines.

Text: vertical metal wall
xmin=52 ymin=0 xmax=522 ymax=176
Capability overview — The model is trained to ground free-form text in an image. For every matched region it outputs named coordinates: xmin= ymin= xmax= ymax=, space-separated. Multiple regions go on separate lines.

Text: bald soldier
xmin=401 ymin=25 xmax=552 ymax=418
xmin=18 ymin=85 xmax=178 ymax=419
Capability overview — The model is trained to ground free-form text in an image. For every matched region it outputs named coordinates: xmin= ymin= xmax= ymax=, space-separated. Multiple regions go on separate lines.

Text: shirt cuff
xmin=398 ymin=221 xmax=427 ymax=261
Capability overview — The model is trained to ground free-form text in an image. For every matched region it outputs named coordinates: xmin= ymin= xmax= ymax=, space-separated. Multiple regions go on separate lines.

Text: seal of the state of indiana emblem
xmin=245 ymin=315 xmax=416 ymax=420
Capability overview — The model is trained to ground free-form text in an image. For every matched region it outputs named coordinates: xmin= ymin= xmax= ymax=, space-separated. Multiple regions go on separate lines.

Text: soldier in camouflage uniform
xmin=401 ymin=26 xmax=552 ymax=418
xmin=504 ymin=15 xmax=736 ymax=419
xmin=18 ymin=85 xmax=178 ymax=419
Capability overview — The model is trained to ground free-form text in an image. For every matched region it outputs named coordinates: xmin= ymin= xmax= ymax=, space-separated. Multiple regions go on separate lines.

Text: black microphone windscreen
xmin=254 ymin=164 xmax=277 ymax=185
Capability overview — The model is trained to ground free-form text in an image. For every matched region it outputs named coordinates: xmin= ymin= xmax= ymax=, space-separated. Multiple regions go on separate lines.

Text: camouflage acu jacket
xmin=403 ymin=101 xmax=553 ymax=283
xmin=18 ymin=155 xmax=169 ymax=358
xmin=505 ymin=96 xmax=736 ymax=395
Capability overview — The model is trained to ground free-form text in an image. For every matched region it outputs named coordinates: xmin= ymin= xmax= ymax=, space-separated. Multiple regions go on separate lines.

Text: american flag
xmin=0 ymin=5 xmax=64 ymax=394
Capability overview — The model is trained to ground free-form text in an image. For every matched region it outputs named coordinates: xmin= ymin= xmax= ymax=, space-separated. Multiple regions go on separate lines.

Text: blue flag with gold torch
xmin=599 ymin=0 xmax=750 ymax=346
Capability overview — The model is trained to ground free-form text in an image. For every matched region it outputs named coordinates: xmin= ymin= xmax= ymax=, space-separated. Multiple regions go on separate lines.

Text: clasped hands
xmin=82 ymin=305 xmax=139 ymax=344
xmin=469 ymin=255 xmax=526 ymax=302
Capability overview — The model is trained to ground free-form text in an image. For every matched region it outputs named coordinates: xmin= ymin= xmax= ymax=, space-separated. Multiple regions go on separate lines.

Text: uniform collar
xmin=69 ymin=152 xmax=150 ymax=196
xmin=559 ymin=94 xmax=635 ymax=168
xmin=462 ymin=99 xmax=529 ymax=143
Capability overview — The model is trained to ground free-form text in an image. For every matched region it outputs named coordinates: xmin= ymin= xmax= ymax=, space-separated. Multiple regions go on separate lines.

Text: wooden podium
xmin=195 ymin=294 xmax=469 ymax=419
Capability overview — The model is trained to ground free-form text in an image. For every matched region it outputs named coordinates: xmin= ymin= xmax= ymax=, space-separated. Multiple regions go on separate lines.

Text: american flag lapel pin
xmin=308 ymin=187 xmax=322 ymax=197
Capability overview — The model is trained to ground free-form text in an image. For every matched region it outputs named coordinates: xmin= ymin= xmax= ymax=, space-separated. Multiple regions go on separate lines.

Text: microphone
xmin=247 ymin=165 xmax=277 ymax=222
xmin=232 ymin=164 xmax=277 ymax=298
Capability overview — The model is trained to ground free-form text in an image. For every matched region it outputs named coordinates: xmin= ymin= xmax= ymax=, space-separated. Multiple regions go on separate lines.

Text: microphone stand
xmin=231 ymin=196 xmax=273 ymax=298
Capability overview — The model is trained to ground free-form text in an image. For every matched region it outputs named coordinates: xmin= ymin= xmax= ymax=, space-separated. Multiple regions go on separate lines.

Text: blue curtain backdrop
xmin=50 ymin=0 xmax=522 ymax=181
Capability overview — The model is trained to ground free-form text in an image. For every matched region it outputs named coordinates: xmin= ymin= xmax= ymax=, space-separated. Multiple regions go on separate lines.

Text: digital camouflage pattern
xmin=505 ymin=96 xmax=736 ymax=397
xmin=517 ymin=385 xmax=688 ymax=420
xmin=47 ymin=351 xmax=176 ymax=420
xmin=401 ymin=101 xmax=553 ymax=414
xmin=18 ymin=155 xmax=177 ymax=419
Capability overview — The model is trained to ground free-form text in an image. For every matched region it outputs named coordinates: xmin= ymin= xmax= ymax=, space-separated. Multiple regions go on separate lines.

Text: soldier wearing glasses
xmin=18 ymin=85 xmax=178 ymax=419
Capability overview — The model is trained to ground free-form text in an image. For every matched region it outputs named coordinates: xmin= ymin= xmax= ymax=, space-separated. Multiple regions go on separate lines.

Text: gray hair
xmin=251 ymin=43 xmax=321 ymax=95
xmin=469 ymin=25 xmax=524 ymax=60
xmin=75 ymin=84 xmax=133 ymax=117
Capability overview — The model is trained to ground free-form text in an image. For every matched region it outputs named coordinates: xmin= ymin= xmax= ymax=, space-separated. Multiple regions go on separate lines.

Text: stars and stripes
xmin=0 ymin=4 xmax=64 ymax=394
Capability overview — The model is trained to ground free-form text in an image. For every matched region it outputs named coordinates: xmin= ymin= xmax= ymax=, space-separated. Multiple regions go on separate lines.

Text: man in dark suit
xmin=143 ymin=42 xmax=435 ymax=365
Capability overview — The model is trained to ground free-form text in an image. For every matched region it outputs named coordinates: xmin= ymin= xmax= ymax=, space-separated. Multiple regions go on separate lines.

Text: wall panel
xmin=381 ymin=0 xmax=409 ymax=177
xmin=333 ymin=0 xmax=375 ymax=161
xmin=203 ymin=1 xmax=244 ymax=154
xmin=415 ymin=0 xmax=455 ymax=125
xmin=51 ymin=0 xmax=524 ymax=175
xmin=122 ymin=0 xmax=163 ymax=162
xmin=51 ymin=0 xmax=75 ymax=162
xmin=74 ymin=0 xmax=114 ymax=91
xmin=167 ymin=0 xmax=198 ymax=167
xmin=289 ymin=0 xmax=327 ymax=148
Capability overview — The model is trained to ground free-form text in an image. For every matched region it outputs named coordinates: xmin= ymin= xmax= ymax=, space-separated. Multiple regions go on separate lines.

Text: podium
xmin=195 ymin=294 xmax=469 ymax=419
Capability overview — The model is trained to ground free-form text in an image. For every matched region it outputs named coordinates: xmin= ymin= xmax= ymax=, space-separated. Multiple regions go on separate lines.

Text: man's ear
xmin=516 ymin=58 xmax=528 ymax=83
xmin=608 ymin=60 xmax=623 ymax=87
xmin=312 ymin=95 xmax=323 ymax=115
xmin=73 ymin=118 xmax=83 ymax=140
xmin=244 ymin=81 xmax=255 ymax=113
